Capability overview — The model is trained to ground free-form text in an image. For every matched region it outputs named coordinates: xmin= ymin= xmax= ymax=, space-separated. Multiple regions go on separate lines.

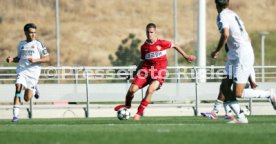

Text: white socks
xmin=212 ymin=99 xmax=223 ymax=114
xmin=228 ymin=101 xmax=246 ymax=119
xmin=13 ymin=105 xmax=20 ymax=118
xmin=242 ymin=89 xmax=270 ymax=99
xmin=223 ymin=102 xmax=233 ymax=115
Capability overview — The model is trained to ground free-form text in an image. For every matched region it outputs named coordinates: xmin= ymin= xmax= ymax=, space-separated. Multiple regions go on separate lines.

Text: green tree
xmin=109 ymin=33 xmax=141 ymax=66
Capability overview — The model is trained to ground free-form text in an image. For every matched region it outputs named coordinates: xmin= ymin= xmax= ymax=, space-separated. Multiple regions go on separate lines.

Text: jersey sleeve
xmin=160 ymin=40 xmax=172 ymax=50
xmin=16 ymin=41 xmax=22 ymax=58
xmin=37 ymin=40 xmax=49 ymax=57
xmin=217 ymin=13 xmax=229 ymax=33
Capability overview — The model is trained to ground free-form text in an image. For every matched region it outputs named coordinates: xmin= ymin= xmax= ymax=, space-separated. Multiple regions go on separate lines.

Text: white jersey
xmin=217 ymin=8 xmax=254 ymax=62
xmin=16 ymin=40 xmax=49 ymax=79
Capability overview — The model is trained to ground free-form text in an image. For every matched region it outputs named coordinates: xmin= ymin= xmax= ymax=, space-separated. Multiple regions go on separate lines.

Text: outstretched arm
xmin=172 ymin=44 xmax=196 ymax=63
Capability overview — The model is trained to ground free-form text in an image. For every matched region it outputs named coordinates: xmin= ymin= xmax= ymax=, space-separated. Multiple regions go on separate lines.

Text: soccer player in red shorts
xmin=114 ymin=23 xmax=196 ymax=120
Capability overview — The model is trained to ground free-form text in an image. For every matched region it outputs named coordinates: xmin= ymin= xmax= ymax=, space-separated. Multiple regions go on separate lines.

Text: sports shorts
xmin=16 ymin=73 xmax=38 ymax=93
xmin=224 ymin=59 xmax=254 ymax=84
xmin=132 ymin=68 xmax=167 ymax=89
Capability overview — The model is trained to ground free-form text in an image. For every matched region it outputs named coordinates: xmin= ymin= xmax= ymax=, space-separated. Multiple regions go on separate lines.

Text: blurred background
xmin=0 ymin=0 xmax=275 ymax=67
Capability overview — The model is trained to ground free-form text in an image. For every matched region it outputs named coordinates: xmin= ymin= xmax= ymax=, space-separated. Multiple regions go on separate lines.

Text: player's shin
xmin=223 ymin=102 xmax=233 ymax=115
xmin=125 ymin=94 xmax=134 ymax=108
xmin=13 ymin=106 xmax=20 ymax=118
xmin=229 ymin=100 xmax=246 ymax=119
xmin=212 ymin=99 xmax=223 ymax=114
xmin=136 ymin=100 xmax=149 ymax=116
xmin=13 ymin=93 xmax=21 ymax=118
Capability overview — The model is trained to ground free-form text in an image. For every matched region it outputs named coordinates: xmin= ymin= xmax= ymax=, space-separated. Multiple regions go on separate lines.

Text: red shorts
xmin=132 ymin=68 xmax=166 ymax=89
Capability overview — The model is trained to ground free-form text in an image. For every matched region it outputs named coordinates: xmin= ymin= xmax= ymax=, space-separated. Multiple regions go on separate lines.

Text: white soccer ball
xmin=117 ymin=108 xmax=131 ymax=120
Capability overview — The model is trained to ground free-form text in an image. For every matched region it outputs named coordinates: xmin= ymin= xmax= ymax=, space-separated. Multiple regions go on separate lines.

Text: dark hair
xmin=146 ymin=23 xmax=156 ymax=29
xmin=24 ymin=23 xmax=37 ymax=32
xmin=215 ymin=0 xmax=229 ymax=8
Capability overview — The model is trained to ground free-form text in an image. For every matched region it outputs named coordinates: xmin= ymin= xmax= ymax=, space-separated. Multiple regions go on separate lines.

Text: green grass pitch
xmin=0 ymin=115 xmax=276 ymax=144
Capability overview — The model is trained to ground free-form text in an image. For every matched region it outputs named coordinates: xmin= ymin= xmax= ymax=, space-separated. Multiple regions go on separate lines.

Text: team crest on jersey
xmin=31 ymin=45 xmax=35 ymax=48
xmin=156 ymin=45 xmax=162 ymax=50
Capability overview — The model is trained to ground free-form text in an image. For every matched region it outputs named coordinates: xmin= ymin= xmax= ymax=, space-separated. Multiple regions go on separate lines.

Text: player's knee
xmin=147 ymin=88 xmax=155 ymax=95
xmin=24 ymin=96 xmax=29 ymax=102
xmin=128 ymin=87 xmax=137 ymax=94
xmin=235 ymin=92 xmax=243 ymax=98
xmin=24 ymin=95 xmax=31 ymax=102
xmin=235 ymin=90 xmax=243 ymax=98
xmin=128 ymin=84 xmax=139 ymax=94
xmin=128 ymin=89 xmax=135 ymax=94
xmin=218 ymin=94 xmax=225 ymax=101
xmin=234 ymin=85 xmax=244 ymax=98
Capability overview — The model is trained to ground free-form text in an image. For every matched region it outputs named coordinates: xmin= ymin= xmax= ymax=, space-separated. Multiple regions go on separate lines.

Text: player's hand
xmin=211 ymin=51 xmax=219 ymax=59
xmin=186 ymin=55 xmax=196 ymax=63
xmin=250 ymin=82 xmax=258 ymax=89
xmin=28 ymin=58 xmax=37 ymax=63
xmin=6 ymin=56 xmax=13 ymax=63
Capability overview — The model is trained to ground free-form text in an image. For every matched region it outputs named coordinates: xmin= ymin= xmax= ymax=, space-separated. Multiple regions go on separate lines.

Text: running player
xmin=201 ymin=68 xmax=258 ymax=120
xmin=114 ymin=23 xmax=196 ymax=120
xmin=6 ymin=23 xmax=50 ymax=122
xmin=209 ymin=0 xmax=276 ymax=123
xmin=201 ymin=44 xmax=258 ymax=120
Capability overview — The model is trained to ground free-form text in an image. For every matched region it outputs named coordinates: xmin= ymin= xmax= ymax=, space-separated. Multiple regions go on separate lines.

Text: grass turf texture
xmin=0 ymin=116 xmax=276 ymax=144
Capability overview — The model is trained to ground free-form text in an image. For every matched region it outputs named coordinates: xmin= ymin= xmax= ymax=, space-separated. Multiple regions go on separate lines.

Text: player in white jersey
xmin=201 ymin=44 xmax=257 ymax=120
xmin=6 ymin=23 xmax=50 ymax=122
xmin=209 ymin=0 xmax=276 ymax=123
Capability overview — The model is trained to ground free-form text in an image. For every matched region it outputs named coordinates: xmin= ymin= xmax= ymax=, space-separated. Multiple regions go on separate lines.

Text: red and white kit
xmin=132 ymin=39 xmax=172 ymax=88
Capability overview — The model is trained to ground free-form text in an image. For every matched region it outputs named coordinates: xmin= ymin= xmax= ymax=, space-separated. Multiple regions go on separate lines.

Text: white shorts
xmin=224 ymin=59 xmax=254 ymax=84
xmin=16 ymin=73 xmax=38 ymax=92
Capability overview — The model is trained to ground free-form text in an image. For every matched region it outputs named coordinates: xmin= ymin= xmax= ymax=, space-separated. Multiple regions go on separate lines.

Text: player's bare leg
xmin=114 ymin=84 xmax=139 ymax=111
xmin=134 ymin=80 xmax=160 ymax=120
xmin=233 ymin=83 xmax=247 ymax=98
xmin=12 ymin=84 xmax=22 ymax=122
xmin=24 ymin=89 xmax=33 ymax=102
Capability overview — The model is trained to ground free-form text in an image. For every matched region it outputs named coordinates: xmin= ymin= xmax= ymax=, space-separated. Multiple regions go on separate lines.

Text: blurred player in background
xmin=114 ymin=23 xmax=196 ymax=120
xmin=6 ymin=23 xmax=50 ymax=122
xmin=209 ymin=0 xmax=276 ymax=123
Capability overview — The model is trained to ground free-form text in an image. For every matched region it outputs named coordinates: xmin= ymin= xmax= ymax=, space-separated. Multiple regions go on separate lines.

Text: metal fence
xmin=1 ymin=65 xmax=276 ymax=83
xmin=1 ymin=66 xmax=276 ymax=118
